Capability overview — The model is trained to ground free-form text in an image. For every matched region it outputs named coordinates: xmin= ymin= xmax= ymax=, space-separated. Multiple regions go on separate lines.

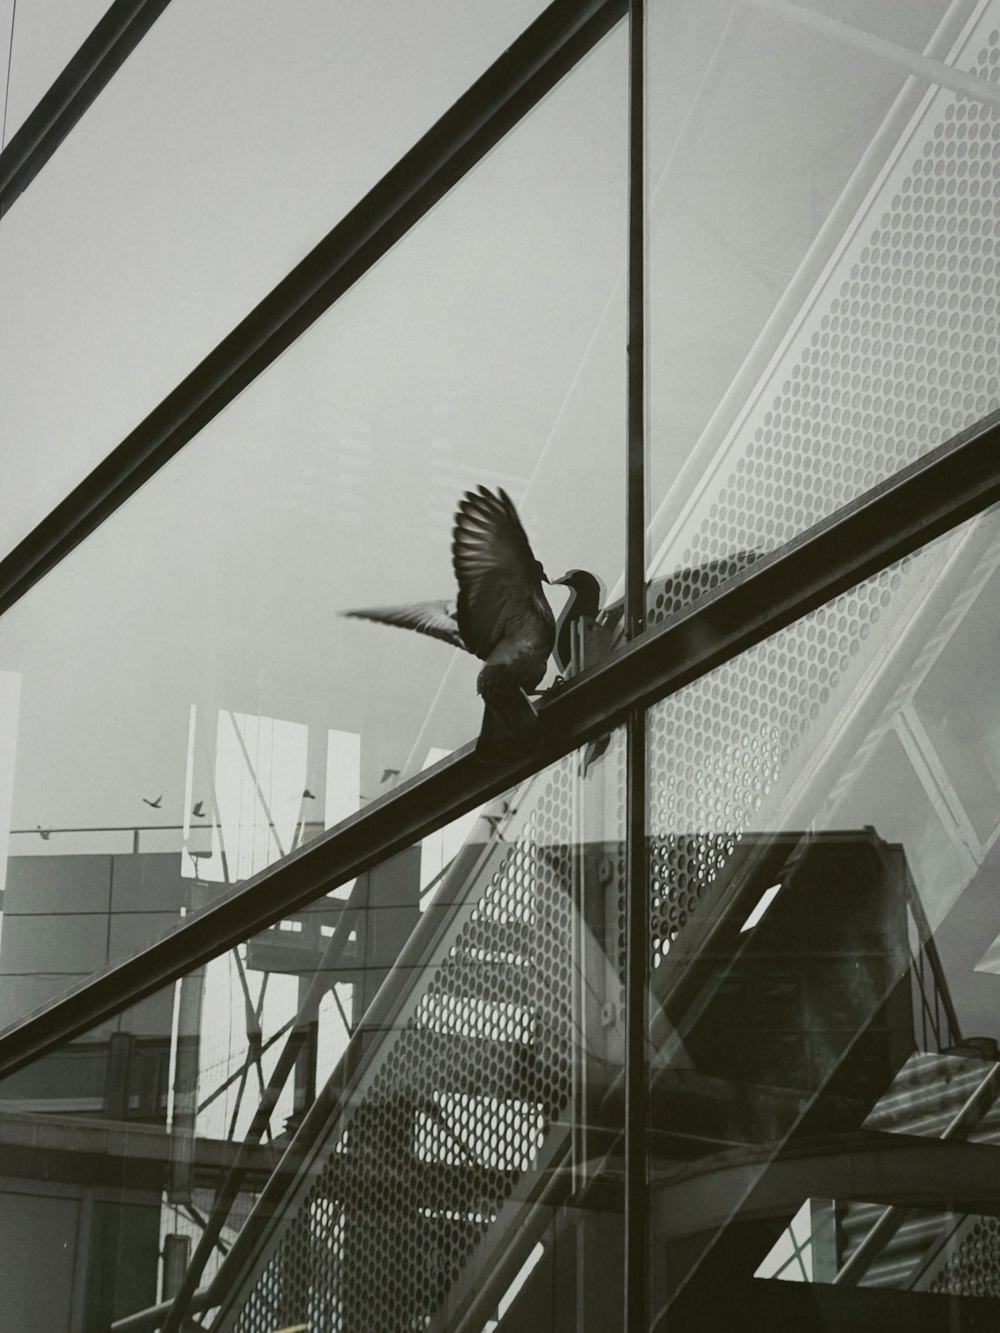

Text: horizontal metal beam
xmin=0 ymin=0 xmax=626 ymax=619
xmin=0 ymin=1106 xmax=275 ymax=1177
xmin=0 ymin=408 xmax=997 ymax=1082
xmin=0 ymin=0 xmax=173 ymax=219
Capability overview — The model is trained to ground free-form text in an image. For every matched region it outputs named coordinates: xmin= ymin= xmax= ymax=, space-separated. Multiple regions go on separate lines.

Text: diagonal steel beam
xmin=0 ymin=407 xmax=997 ymax=1084
xmin=0 ymin=0 xmax=173 ymax=218
xmin=0 ymin=0 xmax=627 ymax=620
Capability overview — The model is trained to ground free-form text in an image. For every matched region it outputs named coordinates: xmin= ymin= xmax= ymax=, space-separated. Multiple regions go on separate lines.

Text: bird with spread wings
xmin=344 ymin=486 xmax=559 ymax=762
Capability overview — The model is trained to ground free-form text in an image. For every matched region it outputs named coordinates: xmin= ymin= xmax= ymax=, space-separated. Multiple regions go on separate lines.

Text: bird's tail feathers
xmin=476 ymin=667 xmax=540 ymax=763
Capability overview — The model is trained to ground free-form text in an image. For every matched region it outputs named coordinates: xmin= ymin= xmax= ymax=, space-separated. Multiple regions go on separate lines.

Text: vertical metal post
xmin=624 ymin=0 xmax=648 ymax=1330
xmin=624 ymin=712 xmax=648 ymax=1332
xmin=626 ymin=0 xmax=647 ymax=648
xmin=167 ymin=966 xmax=205 ymax=1203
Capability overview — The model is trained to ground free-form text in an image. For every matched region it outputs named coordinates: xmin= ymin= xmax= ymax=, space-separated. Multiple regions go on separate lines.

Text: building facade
xmin=1 ymin=0 xmax=1000 ymax=1329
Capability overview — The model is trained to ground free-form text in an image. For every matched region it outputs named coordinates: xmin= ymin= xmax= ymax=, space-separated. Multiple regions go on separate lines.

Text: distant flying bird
xmin=191 ymin=800 xmax=206 ymax=818
xmin=380 ymin=768 xmax=400 ymax=784
xmin=142 ymin=795 xmax=163 ymax=809
xmin=302 ymin=788 xmax=316 ymax=800
xmin=37 ymin=825 xmax=51 ymax=841
xmin=345 ymin=486 xmax=559 ymax=761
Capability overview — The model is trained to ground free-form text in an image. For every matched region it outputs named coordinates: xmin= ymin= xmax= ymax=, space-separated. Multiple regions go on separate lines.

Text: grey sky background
xmin=0 ymin=11 xmax=626 ymax=848
xmin=0 ymin=0 xmax=549 ymax=555
xmin=0 ymin=0 xmax=111 ymax=141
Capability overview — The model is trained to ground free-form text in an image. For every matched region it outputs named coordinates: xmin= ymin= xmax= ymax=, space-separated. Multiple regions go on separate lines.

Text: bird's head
xmin=551 ymin=569 xmax=605 ymax=616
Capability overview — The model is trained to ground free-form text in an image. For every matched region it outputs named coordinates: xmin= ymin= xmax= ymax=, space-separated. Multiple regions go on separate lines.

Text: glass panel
xmin=0 ymin=23 xmax=627 ymax=1026
xmin=646 ymin=0 xmax=1000 ymax=626
xmin=0 ymin=732 xmax=627 ymax=1331
xmin=0 ymin=0 xmax=551 ymax=557
xmin=0 ymin=0 xmax=114 ymax=140
xmin=646 ymin=504 xmax=1000 ymax=1329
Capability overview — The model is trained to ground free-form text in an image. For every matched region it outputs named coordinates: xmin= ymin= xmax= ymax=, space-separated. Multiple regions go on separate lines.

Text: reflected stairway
xmin=179 ymin=819 xmax=956 ymax=1333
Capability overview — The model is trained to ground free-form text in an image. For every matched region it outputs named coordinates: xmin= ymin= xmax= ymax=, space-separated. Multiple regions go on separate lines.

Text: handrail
xmin=0 ymin=409 xmax=998 ymax=1083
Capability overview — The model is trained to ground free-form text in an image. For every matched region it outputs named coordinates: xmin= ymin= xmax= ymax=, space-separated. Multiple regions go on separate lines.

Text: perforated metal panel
xmin=928 ymin=1216 xmax=1000 ymax=1298
xmin=649 ymin=559 xmax=915 ymax=959
xmin=648 ymin=4 xmax=1000 ymax=964
xmin=651 ymin=5 xmax=1000 ymax=618
xmin=223 ymin=736 xmax=626 ymax=1332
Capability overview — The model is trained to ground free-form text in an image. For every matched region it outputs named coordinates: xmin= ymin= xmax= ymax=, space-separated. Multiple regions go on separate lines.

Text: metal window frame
xmin=3 ymin=2 xmax=1000 ymax=1327
xmin=624 ymin=1 xmax=648 ymax=1329
xmin=0 ymin=0 xmax=173 ymax=219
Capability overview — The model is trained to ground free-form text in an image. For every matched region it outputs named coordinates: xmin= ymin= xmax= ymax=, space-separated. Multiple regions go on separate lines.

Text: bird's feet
xmin=531 ymin=675 xmax=565 ymax=699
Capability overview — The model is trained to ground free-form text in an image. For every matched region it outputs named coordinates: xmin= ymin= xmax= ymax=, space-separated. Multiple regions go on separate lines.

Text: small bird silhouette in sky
xmin=302 ymin=788 xmax=316 ymax=800
xmin=345 ymin=487 xmax=563 ymax=761
xmin=37 ymin=825 xmax=51 ymax=840
xmin=192 ymin=800 xmax=206 ymax=818
xmin=143 ymin=795 xmax=163 ymax=809
xmin=380 ymin=768 xmax=400 ymax=784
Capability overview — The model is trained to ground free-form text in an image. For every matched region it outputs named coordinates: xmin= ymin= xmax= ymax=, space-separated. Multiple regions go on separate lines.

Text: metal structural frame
xmin=624 ymin=1 xmax=649 ymax=1328
xmin=0 ymin=0 xmax=174 ymax=219
xmin=2 ymin=1 xmax=1000 ymax=1329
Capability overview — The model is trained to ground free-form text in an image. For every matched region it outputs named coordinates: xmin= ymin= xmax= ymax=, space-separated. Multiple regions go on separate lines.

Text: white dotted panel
xmin=648 ymin=8 xmax=1000 ymax=965
xmin=651 ymin=11 xmax=1000 ymax=622
xmin=649 ymin=563 xmax=909 ymax=960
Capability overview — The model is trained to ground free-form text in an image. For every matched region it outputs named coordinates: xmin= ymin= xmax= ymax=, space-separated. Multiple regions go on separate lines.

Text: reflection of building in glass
xmin=0 ymin=836 xmax=423 ymax=1327
xmin=0 ymin=709 xmax=370 ymax=1326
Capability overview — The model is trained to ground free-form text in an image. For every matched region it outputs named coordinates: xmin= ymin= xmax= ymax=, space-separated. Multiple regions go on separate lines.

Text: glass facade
xmin=0 ymin=2 xmax=999 ymax=1330
xmin=0 ymin=21 xmax=627 ymax=1027
xmin=0 ymin=0 xmax=553 ymax=556
xmin=646 ymin=509 xmax=1000 ymax=1328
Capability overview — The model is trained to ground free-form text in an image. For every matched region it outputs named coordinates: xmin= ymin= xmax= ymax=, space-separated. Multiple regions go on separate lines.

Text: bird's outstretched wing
xmin=452 ymin=487 xmax=545 ymax=659
xmin=342 ymin=600 xmax=467 ymax=650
